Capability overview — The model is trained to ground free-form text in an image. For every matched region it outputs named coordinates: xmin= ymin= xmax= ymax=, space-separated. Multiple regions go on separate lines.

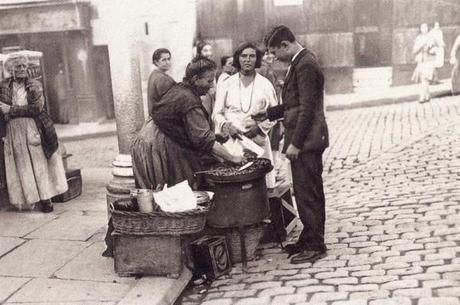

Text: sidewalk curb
xmin=118 ymin=268 xmax=192 ymax=305
xmin=58 ymin=130 xmax=117 ymax=142
xmin=326 ymin=88 xmax=452 ymax=112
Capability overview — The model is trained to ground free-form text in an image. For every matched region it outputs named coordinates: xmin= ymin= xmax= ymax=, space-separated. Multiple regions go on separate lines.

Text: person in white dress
xmin=213 ymin=42 xmax=278 ymax=188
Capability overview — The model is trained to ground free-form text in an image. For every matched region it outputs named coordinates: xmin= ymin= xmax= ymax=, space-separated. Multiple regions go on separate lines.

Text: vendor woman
xmin=132 ymin=57 xmax=245 ymax=191
xmin=213 ymin=42 xmax=278 ymax=188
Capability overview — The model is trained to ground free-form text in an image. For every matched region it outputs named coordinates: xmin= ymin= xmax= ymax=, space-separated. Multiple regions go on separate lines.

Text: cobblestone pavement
xmin=177 ymin=99 xmax=460 ymax=304
xmin=323 ymin=95 xmax=460 ymax=176
xmin=62 ymin=135 xmax=118 ymax=170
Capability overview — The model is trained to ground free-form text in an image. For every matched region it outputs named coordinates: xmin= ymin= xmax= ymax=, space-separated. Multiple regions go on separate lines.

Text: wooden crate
xmin=190 ymin=235 xmax=232 ymax=280
xmin=113 ymin=233 xmax=183 ymax=278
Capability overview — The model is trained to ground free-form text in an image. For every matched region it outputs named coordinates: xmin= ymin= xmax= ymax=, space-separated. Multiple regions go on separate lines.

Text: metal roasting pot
xmin=203 ymin=159 xmax=273 ymax=228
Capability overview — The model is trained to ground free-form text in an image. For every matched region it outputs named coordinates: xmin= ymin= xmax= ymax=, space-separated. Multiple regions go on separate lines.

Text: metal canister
xmin=136 ymin=189 xmax=154 ymax=213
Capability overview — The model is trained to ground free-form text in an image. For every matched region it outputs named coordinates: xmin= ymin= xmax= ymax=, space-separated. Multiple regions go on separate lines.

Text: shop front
xmin=0 ymin=0 xmax=114 ymax=123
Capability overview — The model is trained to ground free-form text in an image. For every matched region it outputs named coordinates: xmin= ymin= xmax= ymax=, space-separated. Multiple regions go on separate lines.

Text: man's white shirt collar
xmin=291 ymin=48 xmax=304 ymax=63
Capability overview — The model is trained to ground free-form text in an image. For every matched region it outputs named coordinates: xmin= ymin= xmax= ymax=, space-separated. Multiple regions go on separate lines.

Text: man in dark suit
xmin=256 ymin=25 xmax=329 ymax=264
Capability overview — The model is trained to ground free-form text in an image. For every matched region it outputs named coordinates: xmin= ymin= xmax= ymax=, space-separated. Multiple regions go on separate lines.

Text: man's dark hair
xmin=264 ymin=25 xmax=296 ymax=48
xmin=232 ymin=42 xmax=263 ymax=70
xmin=152 ymin=48 xmax=171 ymax=64
xmin=183 ymin=57 xmax=216 ymax=82
xmin=220 ymin=55 xmax=231 ymax=67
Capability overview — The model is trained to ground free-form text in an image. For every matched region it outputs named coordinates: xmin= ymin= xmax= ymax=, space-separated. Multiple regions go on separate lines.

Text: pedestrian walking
xmin=254 ymin=25 xmax=329 ymax=264
xmin=412 ymin=23 xmax=436 ymax=103
xmin=450 ymin=33 xmax=460 ymax=95
xmin=430 ymin=21 xmax=445 ymax=84
xmin=0 ymin=52 xmax=67 ymax=212
xmin=147 ymin=48 xmax=175 ymax=117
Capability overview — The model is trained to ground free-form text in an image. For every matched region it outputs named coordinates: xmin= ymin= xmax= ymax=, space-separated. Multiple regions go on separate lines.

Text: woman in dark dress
xmin=132 ymin=57 xmax=243 ymax=190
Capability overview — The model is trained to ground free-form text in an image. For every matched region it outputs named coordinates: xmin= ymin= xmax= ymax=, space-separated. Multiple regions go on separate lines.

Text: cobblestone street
xmin=324 ymin=95 xmax=460 ymax=176
xmin=177 ymin=96 xmax=460 ymax=305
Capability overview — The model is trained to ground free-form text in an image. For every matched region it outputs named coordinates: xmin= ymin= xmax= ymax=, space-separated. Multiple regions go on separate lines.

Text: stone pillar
xmin=106 ymin=26 xmax=145 ymax=209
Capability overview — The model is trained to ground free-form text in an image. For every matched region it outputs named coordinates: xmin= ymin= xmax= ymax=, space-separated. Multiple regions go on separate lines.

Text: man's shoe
xmin=290 ymin=249 xmax=326 ymax=264
xmin=284 ymin=243 xmax=303 ymax=257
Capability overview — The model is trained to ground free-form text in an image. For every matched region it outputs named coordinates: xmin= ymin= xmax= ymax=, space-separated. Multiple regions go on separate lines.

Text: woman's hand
xmin=230 ymin=154 xmax=246 ymax=164
xmin=223 ymin=122 xmax=243 ymax=138
xmin=0 ymin=103 xmax=11 ymax=114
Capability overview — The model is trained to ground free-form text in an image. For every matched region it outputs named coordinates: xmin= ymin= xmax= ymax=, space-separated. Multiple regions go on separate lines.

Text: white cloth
xmin=213 ymin=73 xmax=278 ymax=188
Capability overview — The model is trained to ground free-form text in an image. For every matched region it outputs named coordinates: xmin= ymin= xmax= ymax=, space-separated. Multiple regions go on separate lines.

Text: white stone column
xmin=96 ymin=5 xmax=145 ymax=207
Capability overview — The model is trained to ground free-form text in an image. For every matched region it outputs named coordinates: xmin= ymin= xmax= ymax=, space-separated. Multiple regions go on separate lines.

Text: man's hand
xmin=285 ymin=144 xmax=301 ymax=161
xmin=251 ymin=111 xmax=267 ymax=122
xmin=243 ymin=125 xmax=263 ymax=139
xmin=0 ymin=103 xmax=11 ymax=114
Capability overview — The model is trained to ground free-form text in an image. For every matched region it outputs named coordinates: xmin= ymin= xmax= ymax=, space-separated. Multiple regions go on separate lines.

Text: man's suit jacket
xmin=268 ymin=48 xmax=329 ymax=153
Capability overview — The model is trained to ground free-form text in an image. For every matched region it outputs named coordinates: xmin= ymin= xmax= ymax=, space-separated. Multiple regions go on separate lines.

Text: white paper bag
xmin=153 ymin=180 xmax=197 ymax=212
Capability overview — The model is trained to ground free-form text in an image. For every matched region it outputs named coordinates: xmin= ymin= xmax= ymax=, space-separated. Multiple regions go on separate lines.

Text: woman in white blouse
xmin=213 ymin=42 xmax=278 ymax=188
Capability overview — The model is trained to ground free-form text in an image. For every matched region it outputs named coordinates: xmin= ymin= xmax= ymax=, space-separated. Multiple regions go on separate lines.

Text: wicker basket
xmin=110 ymin=198 xmax=210 ymax=235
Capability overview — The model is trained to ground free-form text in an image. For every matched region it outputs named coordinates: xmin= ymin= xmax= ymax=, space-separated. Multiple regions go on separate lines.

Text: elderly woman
xmin=132 ymin=57 xmax=244 ymax=190
xmin=213 ymin=42 xmax=278 ymax=188
xmin=0 ymin=52 xmax=67 ymax=212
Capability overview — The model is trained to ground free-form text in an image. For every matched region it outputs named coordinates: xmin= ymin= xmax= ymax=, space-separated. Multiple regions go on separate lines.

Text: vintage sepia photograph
xmin=0 ymin=0 xmax=459 ymax=304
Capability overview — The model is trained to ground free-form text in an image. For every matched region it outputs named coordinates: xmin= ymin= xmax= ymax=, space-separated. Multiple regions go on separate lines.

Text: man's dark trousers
xmin=291 ymin=152 xmax=326 ymax=251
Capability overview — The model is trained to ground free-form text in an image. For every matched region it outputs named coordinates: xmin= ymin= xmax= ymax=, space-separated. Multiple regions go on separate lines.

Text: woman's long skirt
xmin=4 ymin=117 xmax=68 ymax=210
xmin=131 ymin=119 xmax=207 ymax=191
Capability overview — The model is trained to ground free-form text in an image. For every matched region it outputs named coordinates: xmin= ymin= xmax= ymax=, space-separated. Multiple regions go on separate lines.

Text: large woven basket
xmin=110 ymin=197 xmax=210 ymax=236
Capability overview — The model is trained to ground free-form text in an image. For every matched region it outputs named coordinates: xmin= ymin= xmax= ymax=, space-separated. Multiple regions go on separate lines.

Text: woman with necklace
xmin=213 ymin=42 xmax=278 ymax=189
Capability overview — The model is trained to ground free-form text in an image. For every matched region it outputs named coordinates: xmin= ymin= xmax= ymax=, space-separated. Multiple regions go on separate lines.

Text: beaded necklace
xmin=238 ymin=73 xmax=255 ymax=114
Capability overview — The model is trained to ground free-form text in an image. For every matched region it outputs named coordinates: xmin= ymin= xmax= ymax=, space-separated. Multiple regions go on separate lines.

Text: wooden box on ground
xmin=190 ymin=235 xmax=232 ymax=280
xmin=113 ymin=233 xmax=183 ymax=278
xmin=52 ymin=168 xmax=82 ymax=203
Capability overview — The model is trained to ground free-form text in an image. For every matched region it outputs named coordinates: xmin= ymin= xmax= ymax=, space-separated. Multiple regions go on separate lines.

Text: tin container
xmin=136 ymin=189 xmax=154 ymax=213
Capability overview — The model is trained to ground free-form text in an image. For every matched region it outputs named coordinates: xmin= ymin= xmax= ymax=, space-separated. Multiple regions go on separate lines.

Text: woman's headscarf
xmin=3 ymin=52 xmax=29 ymax=78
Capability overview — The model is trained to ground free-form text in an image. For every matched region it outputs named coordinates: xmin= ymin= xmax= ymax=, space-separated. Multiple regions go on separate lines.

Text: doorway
xmin=353 ymin=0 xmax=393 ymax=67
xmin=93 ymin=45 xmax=115 ymax=119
